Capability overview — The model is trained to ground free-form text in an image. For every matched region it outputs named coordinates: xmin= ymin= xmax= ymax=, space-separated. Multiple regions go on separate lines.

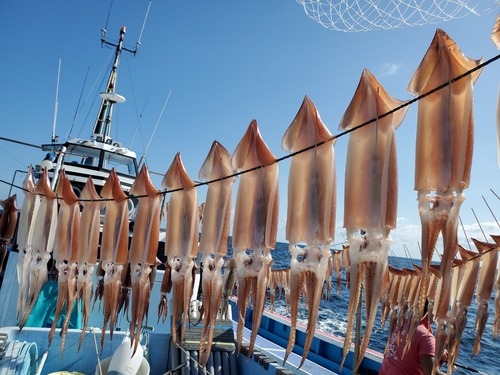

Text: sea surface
xmin=227 ymin=240 xmax=498 ymax=375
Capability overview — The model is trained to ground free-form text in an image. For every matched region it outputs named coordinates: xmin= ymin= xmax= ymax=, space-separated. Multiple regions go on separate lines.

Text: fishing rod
xmin=450 ymin=361 xmax=489 ymax=375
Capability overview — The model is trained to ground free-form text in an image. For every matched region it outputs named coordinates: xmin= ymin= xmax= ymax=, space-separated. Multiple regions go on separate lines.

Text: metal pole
xmin=8 ymin=170 xmax=26 ymax=197
xmin=353 ymin=285 xmax=362 ymax=375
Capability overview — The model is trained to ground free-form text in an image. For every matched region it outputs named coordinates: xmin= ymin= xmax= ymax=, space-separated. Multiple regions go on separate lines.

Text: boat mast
xmin=91 ymin=26 xmax=138 ymax=143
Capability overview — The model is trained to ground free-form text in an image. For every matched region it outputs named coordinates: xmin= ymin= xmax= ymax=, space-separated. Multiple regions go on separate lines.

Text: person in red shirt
xmin=379 ymin=300 xmax=447 ymax=375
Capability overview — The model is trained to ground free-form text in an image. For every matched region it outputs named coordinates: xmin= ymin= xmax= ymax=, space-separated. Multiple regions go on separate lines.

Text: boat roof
xmin=64 ymin=137 xmax=137 ymax=158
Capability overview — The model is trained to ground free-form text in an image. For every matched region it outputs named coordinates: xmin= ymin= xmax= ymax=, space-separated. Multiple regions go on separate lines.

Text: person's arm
xmin=420 ymin=354 xmax=446 ymax=375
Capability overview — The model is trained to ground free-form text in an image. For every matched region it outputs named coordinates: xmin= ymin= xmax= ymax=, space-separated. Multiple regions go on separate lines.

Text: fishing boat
xmin=0 ymin=255 xmax=382 ymax=375
xmin=33 ymin=26 xmax=139 ymax=221
xmin=0 ymin=14 xmax=383 ymax=375
xmin=1 ymin=4 xmax=496 ymax=375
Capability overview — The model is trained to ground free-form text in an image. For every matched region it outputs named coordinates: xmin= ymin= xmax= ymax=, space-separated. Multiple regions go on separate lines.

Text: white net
xmin=297 ymin=0 xmax=500 ymax=32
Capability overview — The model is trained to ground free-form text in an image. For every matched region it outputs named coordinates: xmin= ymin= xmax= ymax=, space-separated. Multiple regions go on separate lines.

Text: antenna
xmin=51 ymin=59 xmax=61 ymax=144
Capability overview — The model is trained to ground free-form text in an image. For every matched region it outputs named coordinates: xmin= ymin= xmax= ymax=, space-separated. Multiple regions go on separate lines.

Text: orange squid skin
xmin=231 ymin=120 xmax=279 ymax=359
xmin=281 ymin=97 xmax=335 ymax=369
xmin=446 ymin=245 xmax=481 ymax=371
xmin=162 ymin=153 xmax=198 ymax=349
xmin=491 ymin=13 xmax=500 ymax=49
xmin=197 ymin=141 xmax=236 ymax=366
xmin=99 ymin=169 xmax=130 ymax=351
xmin=339 ymin=69 xmax=408 ymax=372
xmin=0 ymin=194 xmax=18 ymax=273
xmin=129 ymin=165 xmax=161 ymax=355
xmin=76 ymin=177 xmax=104 ymax=351
xmin=470 ymin=237 xmax=498 ymax=357
xmin=48 ymin=170 xmax=80 ymax=356
xmin=408 ymin=29 xmax=483 ymax=373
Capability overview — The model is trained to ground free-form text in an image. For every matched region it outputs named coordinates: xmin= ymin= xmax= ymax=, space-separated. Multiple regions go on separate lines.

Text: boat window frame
xmin=61 ymin=144 xmax=104 ymax=170
xmin=101 ymin=149 xmax=138 ymax=178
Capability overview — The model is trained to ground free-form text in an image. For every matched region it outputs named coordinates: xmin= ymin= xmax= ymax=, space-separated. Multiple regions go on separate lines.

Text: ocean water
xmin=228 ymin=241 xmax=499 ymax=375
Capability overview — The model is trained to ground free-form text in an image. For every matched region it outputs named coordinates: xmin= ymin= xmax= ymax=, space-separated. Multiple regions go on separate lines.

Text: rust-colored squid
xmin=162 ymin=153 xmax=198 ymax=348
xmin=281 ymin=96 xmax=335 ymax=368
xmin=129 ymin=165 xmax=161 ymax=354
xmin=98 ymin=169 xmax=130 ymax=350
xmin=232 ymin=120 xmax=279 ymax=357
xmin=197 ymin=141 xmax=236 ymax=365
xmin=48 ymin=170 xmax=80 ymax=355
xmin=339 ymin=69 xmax=408 ymax=371
xmin=76 ymin=177 xmax=104 ymax=350
xmin=0 ymin=195 xmax=18 ymax=273
xmin=408 ymin=29 xmax=483 ymax=371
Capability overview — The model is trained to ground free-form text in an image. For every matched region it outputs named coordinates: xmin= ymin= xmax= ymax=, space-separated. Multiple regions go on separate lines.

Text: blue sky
xmin=1 ymin=1 xmax=499 ymax=259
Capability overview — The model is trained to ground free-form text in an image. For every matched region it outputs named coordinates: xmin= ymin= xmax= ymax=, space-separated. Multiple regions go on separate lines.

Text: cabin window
xmin=64 ymin=145 xmax=101 ymax=168
xmin=102 ymin=151 xmax=137 ymax=177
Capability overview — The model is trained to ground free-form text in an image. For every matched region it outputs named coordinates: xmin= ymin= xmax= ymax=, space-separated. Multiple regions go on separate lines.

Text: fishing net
xmin=297 ymin=0 xmax=500 ymax=32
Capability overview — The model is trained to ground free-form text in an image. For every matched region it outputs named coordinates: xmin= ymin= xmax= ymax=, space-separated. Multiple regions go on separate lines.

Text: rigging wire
xmin=66 ymin=66 xmax=90 ymax=141
xmin=76 ymin=52 xmax=114 ymax=138
xmin=138 ymin=88 xmax=173 ymax=167
xmin=129 ymin=85 xmax=153 ymax=151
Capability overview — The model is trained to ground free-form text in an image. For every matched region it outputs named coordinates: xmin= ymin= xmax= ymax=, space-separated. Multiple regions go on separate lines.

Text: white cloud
xmin=381 ymin=62 xmax=400 ymax=76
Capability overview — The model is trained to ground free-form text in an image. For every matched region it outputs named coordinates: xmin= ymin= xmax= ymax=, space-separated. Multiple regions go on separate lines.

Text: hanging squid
xmin=99 ymin=169 xmax=130 ymax=350
xmin=19 ymin=169 xmax=58 ymax=330
xmin=281 ymin=96 xmax=335 ymax=368
xmin=220 ymin=257 xmax=237 ymax=320
xmin=162 ymin=153 xmax=198 ymax=347
xmin=408 ymin=29 xmax=483 ymax=370
xmin=339 ymin=69 xmax=408 ymax=371
xmin=48 ymin=170 xmax=80 ymax=355
xmin=471 ymin=237 xmax=498 ymax=356
xmin=343 ymin=245 xmax=351 ymax=289
xmin=380 ymin=266 xmax=394 ymax=329
xmin=16 ymin=166 xmax=40 ymax=320
xmin=76 ymin=177 xmax=104 ymax=350
xmin=492 ymin=235 xmax=500 ymax=340
xmin=491 ymin=13 xmax=500 ymax=49
xmin=324 ymin=254 xmax=333 ymax=300
xmin=232 ymin=119 xmax=278 ymax=357
xmin=197 ymin=141 xmax=236 ymax=365
xmin=129 ymin=165 xmax=160 ymax=354
xmin=0 ymin=195 xmax=18 ymax=273
xmin=333 ymin=250 xmax=342 ymax=297
xmin=446 ymin=244 xmax=481 ymax=372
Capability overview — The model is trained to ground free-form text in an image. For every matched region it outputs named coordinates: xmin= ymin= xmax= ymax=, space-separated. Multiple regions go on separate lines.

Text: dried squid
xmin=19 ymin=169 xmax=58 ymax=329
xmin=48 ymin=170 xmax=80 ymax=355
xmin=0 ymin=195 xmax=18 ymax=272
xmin=16 ymin=166 xmax=40 ymax=320
xmin=76 ymin=177 xmax=104 ymax=350
xmin=408 ymin=29 xmax=483 ymax=369
xmin=99 ymin=169 xmax=130 ymax=350
xmin=129 ymin=165 xmax=161 ymax=354
xmin=197 ymin=141 xmax=236 ymax=365
xmin=471 ymin=237 xmax=498 ymax=356
xmin=281 ymin=96 xmax=335 ymax=368
xmin=162 ymin=153 xmax=198 ymax=347
xmin=232 ymin=120 xmax=279 ymax=357
xmin=447 ymin=245 xmax=481 ymax=371
xmin=339 ymin=69 xmax=408 ymax=371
